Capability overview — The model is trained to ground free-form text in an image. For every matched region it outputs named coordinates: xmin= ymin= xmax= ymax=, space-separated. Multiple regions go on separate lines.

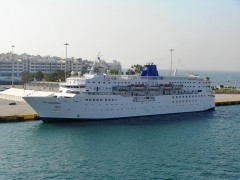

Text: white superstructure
xmin=23 ymin=64 xmax=215 ymax=123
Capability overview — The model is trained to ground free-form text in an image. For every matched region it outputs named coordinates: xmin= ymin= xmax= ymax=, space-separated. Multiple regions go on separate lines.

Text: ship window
xmin=93 ymin=82 xmax=95 ymax=83
xmin=93 ymin=99 xmax=95 ymax=101
xmin=100 ymin=99 xmax=103 ymax=101
xmin=89 ymin=99 xmax=92 ymax=101
xmin=96 ymin=99 xmax=99 ymax=101
xmin=85 ymin=99 xmax=88 ymax=101
xmin=103 ymin=82 xmax=105 ymax=84
xmin=98 ymin=82 xmax=100 ymax=84
xmin=105 ymin=99 xmax=107 ymax=101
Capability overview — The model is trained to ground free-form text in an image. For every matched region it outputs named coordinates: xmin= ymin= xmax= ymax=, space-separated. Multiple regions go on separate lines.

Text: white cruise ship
xmin=23 ymin=63 xmax=215 ymax=123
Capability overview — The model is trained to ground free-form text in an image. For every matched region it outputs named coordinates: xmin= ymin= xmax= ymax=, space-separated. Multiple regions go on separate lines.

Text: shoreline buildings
xmin=0 ymin=53 xmax=122 ymax=82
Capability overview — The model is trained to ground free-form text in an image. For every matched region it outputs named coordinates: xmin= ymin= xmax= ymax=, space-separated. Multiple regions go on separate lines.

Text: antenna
xmin=97 ymin=52 xmax=102 ymax=61
xmin=173 ymin=59 xmax=180 ymax=76
xmin=170 ymin=49 xmax=174 ymax=76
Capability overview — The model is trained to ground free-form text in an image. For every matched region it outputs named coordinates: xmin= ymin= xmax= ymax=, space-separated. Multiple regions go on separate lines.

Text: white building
xmin=0 ymin=53 xmax=122 ymax=81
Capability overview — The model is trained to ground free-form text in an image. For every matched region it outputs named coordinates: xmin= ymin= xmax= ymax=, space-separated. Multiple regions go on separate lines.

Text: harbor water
xmin=0 ymin=105 xmax=240 ymax=179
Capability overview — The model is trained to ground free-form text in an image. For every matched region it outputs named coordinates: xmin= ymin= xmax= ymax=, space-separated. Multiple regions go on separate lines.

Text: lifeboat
xmin=146 ymin=86 xmax=159 ymax=90
xmin=172 ymin=84 xmax=184 ymax=90
xmin=117 ymin=86 xmax=131 ymax=91
xmin=159 ymin=84 xmax=173 ymax=90
xmin=131 ymin=84 xmax=146 ymax=90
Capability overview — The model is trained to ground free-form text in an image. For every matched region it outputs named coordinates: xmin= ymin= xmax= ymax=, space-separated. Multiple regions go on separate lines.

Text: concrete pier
xmin=215 ymin=94 xmax=240 ymax=106
xmin=0 ymin=98 xmax=38 ymax=122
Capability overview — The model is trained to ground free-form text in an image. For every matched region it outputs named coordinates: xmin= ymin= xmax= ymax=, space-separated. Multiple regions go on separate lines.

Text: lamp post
xmin=170 ymin=49 xmax=174 ymax=76
xmin=11 ymin=45 xmax=15 ymax=87
xmin=64 ymin=43 xmax=69 ymax=81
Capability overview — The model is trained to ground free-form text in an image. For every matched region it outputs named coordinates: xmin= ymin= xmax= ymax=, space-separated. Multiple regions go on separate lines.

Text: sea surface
xmin=0 ymin=105 xmax=240 ymax=179
xmin=159 ymin=69 xmax=240 ymax=87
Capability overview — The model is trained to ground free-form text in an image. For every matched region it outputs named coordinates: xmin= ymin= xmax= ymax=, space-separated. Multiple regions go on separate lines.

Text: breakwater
xmin=0 ymin=114 xmax=39 ymax=123
xmin=215 ymin=101 xmax=240 ymax=106
xmin=215 ymin=94 xmax=240 ymax=106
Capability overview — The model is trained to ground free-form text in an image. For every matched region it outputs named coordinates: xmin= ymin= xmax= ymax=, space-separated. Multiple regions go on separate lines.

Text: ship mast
xmin=170 ymin=49 xmax=174 ymax=76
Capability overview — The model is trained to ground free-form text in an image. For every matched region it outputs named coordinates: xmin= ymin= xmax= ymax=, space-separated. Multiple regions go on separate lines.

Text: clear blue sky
xmin=1 ymin=0 xmax=240 ymax=70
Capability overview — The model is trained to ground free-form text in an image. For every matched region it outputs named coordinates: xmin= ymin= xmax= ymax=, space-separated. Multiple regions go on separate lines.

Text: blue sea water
xmin=158 ymin=69 xmax=240 ymax=87
xmin=0 ymin=105 xmax=240 ymax=179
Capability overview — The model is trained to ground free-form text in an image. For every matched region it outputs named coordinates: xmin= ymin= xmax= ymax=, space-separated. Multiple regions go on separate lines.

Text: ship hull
xmin=41 ymin=107 xmax=215 ymax=123
xmin=23 ymin=94 xmax=215 ymax=123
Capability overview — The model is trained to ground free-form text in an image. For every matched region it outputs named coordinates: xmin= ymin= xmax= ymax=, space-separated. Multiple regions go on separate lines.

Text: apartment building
xmin=0 ymin=53 xmax=122 ymax=81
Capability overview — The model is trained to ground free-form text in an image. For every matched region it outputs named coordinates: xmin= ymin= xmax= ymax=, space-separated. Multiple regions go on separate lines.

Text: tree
xmin=43 ymin=70 xmax=66 ymax=82
xmin=44 ymin=73 xmax=54 ymax=82
xmin=55 ymin=70 xmax=65 ymax=81
xmin=109 ymin=69 xmax=119 ymax=75
xmin=21 ymin=72 xmax=34 ymax=84
xmin=126 ymin=69 xmax=135 ymax=75
xmin=131 ymin=64 xmax=143 ymax=74
xmin=34 ymin=71 xmax=44 ymax=81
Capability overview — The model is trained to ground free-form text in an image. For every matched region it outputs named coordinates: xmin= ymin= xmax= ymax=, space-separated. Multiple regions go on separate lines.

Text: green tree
xmin=109 ymin=69 xmax=119 ymax=75
xmin=126 ymin=69 xmax=135 ymax=75
xmin=44 ymin=70 xmax=68 ymax=82
xmin=131 ymin=64 xmax=143 ymax=74
xmin=21 ymin=71 xmax=34 ymax=84
xmin=34 ymin=71 xmax=44 ymax=81
xmin=44 ymin=73 xmax=54 ymax=82
xmin=55 ymin=70 xmax=65 ymax=81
